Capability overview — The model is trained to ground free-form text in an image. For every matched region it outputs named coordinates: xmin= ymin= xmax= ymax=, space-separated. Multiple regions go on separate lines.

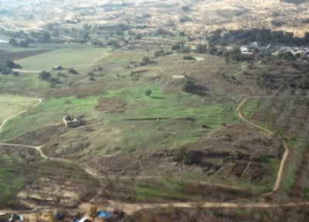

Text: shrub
xmin=68 ymin=68 xmax=79 ymax=75
xmin=145 ymin=89 xmax=152 ymax=96
xmin=39 ymin=71 xmax=51 ymax=81
xmin=183 ymin=55 xmax=195 ymax=60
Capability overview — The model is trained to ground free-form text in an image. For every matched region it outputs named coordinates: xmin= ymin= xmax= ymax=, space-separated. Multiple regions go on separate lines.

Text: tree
xmin=140 ymin=56 xmax=155 ymax=66
xmin=9 ymin=38 xmax=17 ymax=46
xmin=145 ymin=89 xmax=152 ymax=97
xmin=196 ymin=44 xmax=207 ymax=54
xmin=19 ymin=40 xmax=29 ymax=48
xmin=68 ymin=68 xmax=79 ymax=75
xmin=6 ymin=60 xmax=21 ymax=69
xmin=39 ymin=71 xmax=51 ymax=81
xmin=42 ymin=32 xmax=51 ymax=42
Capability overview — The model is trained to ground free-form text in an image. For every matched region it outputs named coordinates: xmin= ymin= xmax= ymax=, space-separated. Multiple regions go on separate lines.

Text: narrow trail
xmin=236 ymin=98 xmax=273 ymax=137
xmin=0 ymin=98 xmax=42 ymax=133
xmin=0 ymin=96 xmax=305 ymax=216
xmin=236 ymin=97 xmax=289 ymax=192
xmin=12 ymin=69 xmax=42 ymax=74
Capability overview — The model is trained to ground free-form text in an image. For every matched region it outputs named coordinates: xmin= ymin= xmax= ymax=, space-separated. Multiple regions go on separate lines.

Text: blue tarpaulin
xmin=97 ymin=211 xmax=113 ymax=219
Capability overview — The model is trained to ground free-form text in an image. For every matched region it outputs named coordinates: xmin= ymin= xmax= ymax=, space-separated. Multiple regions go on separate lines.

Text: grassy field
xmin=0 ymin=96 xmax=100 ymax=141
xmin=102 ymin=84 xmax=238 ymax=125
xmin=0 ymin=156 xmax=27 ymax=207
xmin=0 ymin=95 xmax=39 ymax=128
xmin=84 ymin=84 xmax=239 ymax=154
xmin=0 ymin=73 xmax=50 ymax=93
xmin=18 ymin=47 xmax=110 ymax=72
xmin=135 ymin=179 xmax=196 ymax=202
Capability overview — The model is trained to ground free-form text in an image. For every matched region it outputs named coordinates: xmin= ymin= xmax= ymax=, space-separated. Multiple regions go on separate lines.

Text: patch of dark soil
xmin=9 ymin=125 xmax=66 ymax=146
xmin=183 ymin=78 xmax=209 ymax=96
xmin=87 ymin=123 xmax=282 ymax=186
xmin=173 ymin=124 xmax=283 ymax=183
xmin=96 ymin=97 xmax=127 ymax=113
xmin=19 ymin=161 xmax=99 ymax=209
xmin=0 ymin=145 xmax=41 ymax=162
xmin=44 ymin=138 xmax=91 ymax=159
xmin=98 ymin=175 xmax=253 ymax=204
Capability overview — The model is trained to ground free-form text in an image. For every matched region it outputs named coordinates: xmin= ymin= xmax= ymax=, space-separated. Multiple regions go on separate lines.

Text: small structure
xmin=97 ymin=211 xmax=113 ymax=219
xmin=240 ymin=46 xmax=253 ymax=55
xmin=172 ymin=75 xmax=186 ymax=79
xmin=63 ymin=115 xmax=83 ymax=128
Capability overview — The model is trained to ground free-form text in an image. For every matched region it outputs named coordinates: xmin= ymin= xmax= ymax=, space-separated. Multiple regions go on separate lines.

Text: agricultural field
xmin=0 ymin=95 xmax=39 ymax=127
xmin=0 ymin=42 xmax=285 ymax=211
xmin=0 ymin=96 xmax=99 ymax=141
xmin=17 ymin=47 xmax=110 ymax=72
xmin=1 ymin=1 xmax=309 ymax=217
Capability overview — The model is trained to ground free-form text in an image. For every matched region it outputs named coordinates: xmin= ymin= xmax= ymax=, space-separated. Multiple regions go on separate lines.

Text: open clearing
xmin=0 ymin=96 xmax=99 ymax=141
xmin=0 ymin=95 xmax=40 ymax=130
xmin=17 ymin=47 xmax=110 ymax=72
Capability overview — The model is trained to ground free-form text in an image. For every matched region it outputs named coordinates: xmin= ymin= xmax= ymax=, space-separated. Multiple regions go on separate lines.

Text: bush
xmin=6 ymin=60 xmax=22 ymax=69
xmin=183 ymin=55 xmax=195 ymax=60
xmin=183 ymin=78 xmax=209 ymax=96
xmin=171 ymin=42 xmax=185 ymax=51
xmin=140 ymin=56 xmax=156 ymax=66
xmin=145 ymin=89 xmax=152 ymax=96
xmin=196 ymin=44 xmax=207 ymax=53
xmin=154 ymin=50 xmax=172 ymax=57
xmin=68 ymin=68 xmax=79 ymax=75
xmin=39 ymin=71 xmax=51 ymax=81
xmin=179 ymin=16 xmax=192 ymax=23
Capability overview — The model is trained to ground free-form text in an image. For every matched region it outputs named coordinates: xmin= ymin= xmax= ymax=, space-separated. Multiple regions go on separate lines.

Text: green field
xmin=0 ymin=96 xmax=100 ymax=141
xmin=83 ymin=84 xmax=239 ymax=154
xmin=18 ymin=47 xmax=110 ymax=72
xmin=0 ymin=156 xmax=27 ymax=207
xmin=0 ymin=95 xmax=39 ymax=127
xmin=0 ymin=73 xmax=50 ymax=93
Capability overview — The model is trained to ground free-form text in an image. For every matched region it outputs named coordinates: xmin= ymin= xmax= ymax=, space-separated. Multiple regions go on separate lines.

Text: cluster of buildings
xmin=239 ymin=41 xmax=309 ymax=58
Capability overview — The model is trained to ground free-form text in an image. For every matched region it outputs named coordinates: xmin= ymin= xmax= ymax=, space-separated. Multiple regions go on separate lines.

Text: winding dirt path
xmin=0 ymin=96 xmax=303 ymax=216
xmin=0 ymin=98 xmax=42 ymax=133
xmin=236 ymin=97 xmax=289 ymax=192
xmin=236 ymin=98 xmax=273 ymax=137
xmin=0 ymin=98 xmax=48 ymax=158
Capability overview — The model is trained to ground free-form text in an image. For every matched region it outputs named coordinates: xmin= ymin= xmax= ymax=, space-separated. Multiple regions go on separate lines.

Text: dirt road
xmin=0 ymin=98 xmax=42 ymax=133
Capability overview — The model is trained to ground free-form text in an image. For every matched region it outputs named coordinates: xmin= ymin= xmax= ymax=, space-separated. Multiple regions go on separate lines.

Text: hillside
xmin=0 ymin=0 xmax=309 ymax=222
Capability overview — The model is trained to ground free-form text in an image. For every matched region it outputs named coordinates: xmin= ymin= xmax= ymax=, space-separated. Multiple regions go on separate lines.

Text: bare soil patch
xmin=9 ymin=125 xmax=65 ymax=146
xmin=96 ymin=97 xmax=127 ymax=113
